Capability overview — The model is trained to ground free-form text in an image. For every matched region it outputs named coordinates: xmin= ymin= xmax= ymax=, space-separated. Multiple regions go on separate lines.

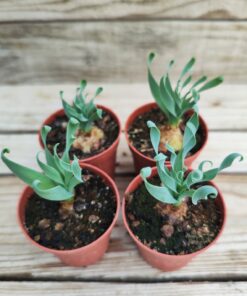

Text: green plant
xmin=60 ymin=80 xmax=103 ymax=133
xmin=147 ymin=53 xmax=224 ymax=151
xmin=147 ymin=53 xmax=223 ymax=127
xmin=140 ymin=115 xmax=243 ymax=206
xmin=1 ymin=118 xmax=83 ymax=201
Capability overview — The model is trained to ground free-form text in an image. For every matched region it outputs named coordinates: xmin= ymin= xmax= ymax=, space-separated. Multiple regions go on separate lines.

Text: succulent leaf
xmin=155 ymin=153 xmax=177 ymax=192
xmin=32 ymin=180 xmax=74 ymax=201
xmin=147 ymin=120 xmax=160 ymax=155
xmin=160 ymin=77 xmax=176 ymax=117
xmin=147 ymin=53 xmax=169 ymax=118
xmin=191 ymin=185 xmax=218 ymax=205
xmin=41 ymin=125 xmax=56 ymax=167
xmin=198 ymin=76 xmax=224 ymax=92
xmin=62 ymin=117 xmax=80 ymax=163
xmin=1 ymin=148 xmax=54 ymax=188
xmin=71 ymin=157 xmax=83 ymax=183
xmin=36 ymin=152 xmax=64 ymax=186
xmin=200 ymin=153 xmax=244 ymax=182
xmin=140 ymin=167 xmax=177 ymax=204
xmin=198 ymin=160 xmax=213 ymax=171
xmin=179 ymin=57 xmax=195 ymax=82
xmin=185 ymin=169 xmax=203 ymax=187
xmin=182 ymin=112 xmax=199 ymax=158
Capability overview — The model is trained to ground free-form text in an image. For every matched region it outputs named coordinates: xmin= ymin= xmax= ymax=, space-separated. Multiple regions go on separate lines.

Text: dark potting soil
xmin=46 ymin=110 xmax=119 ymax=159
xmin=128 ymin=107 xmax=205 ymax=159
xmin=25 ymin=170 xmax=117 ymax=250
xmin=126 ymin=177 xmax=222 ymax=255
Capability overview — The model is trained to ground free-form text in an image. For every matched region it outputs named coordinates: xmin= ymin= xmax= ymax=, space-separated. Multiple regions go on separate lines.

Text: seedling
xmin=141 ymin=115 xmax=243 ymax=206
xmin=1 ymin=118 xmax=83 ymax=201
xmin=61 ymin=80 xmax=103 ymax=132
xmin=60 ymin=80 xmax=105 ymax=153
xmin=147 ymin=53 xmax=223 ymax=151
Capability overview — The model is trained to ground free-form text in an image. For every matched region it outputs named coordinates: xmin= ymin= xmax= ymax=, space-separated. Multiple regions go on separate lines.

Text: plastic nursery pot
xmin=17 ymin=163 xmax=120 ymax=267
xmin=122 ymin=167 xmax=226 ymax=271
xmin=125 ymin=102 xmax=208 ymax=174
xmin=38 ymin=105 xmax=121 ymax=179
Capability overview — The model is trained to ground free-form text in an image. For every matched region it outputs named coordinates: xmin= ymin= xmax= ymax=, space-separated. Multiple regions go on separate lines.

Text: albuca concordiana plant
xmin=1 ymin=118 xmax=83 ymax=201
xmin=60 ymin=80 xmax=105 ymax=153
xmin=140 ymin=114 xmax=243 ymax=206
xmin=60 ymin=80 xmax=103 ymax=133
xmin=147 ymin=52 xmax=224 ymax=151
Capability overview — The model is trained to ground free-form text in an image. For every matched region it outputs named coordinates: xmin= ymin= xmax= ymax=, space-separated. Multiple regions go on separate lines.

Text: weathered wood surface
xmin=0 ymin=174 xmax=246 ymax=281
xmin=0 ymin=281 xmax=246 ymax=296
xmin=0 ymin=131 xmax=246 ymax=175
xmin=0 ymin=0 xmax=247 ymax=21
xmin=0 ymin=84 xmax=246 ymax=131
xmin=0 ymin=83 xmax=246 ymax=293
xmin=0 ymin=21 xmax=247 ymax=84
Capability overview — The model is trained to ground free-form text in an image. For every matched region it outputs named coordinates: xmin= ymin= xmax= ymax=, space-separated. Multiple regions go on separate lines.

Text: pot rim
xmin=122 ymin=166 xmax=226 ymax=259
xmin=38 ymin=104 xmax=121 ymax=163
xmin=17 ymin=162 xmax=121 ymax=255
xmin=124 ymin=102 xmax=208 ymax=165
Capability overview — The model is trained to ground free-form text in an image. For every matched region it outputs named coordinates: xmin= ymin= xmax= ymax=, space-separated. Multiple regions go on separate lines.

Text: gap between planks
xmin=0 ymin=131 xmax=246 ymax=175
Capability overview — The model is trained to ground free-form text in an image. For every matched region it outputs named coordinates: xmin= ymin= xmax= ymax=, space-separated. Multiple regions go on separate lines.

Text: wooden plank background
xmin=0 ymin=1 xmax=247 ymax=294
xmin=0 ymin=1 xmax=247 ymax=84
xmin=0 ymin=0 xmax=247 ymax=21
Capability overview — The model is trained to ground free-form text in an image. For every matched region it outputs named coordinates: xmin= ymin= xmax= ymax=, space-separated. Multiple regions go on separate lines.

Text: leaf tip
xmin=140 ymin=167 xmax=152 ymax=179
xmin=70 ymin=117 xmax=79 ymax=126
xmin=147 ymin=120 xmax=156 ymax=128
xmin=1 ymin=148 xmax=10 ymax=158
xmin=59 ymin=90 xmax=64 ymax=99
xmin=147 ymin=52 xmax=156 ymax=65
xmin=80 ymin=79 xmax=87 ymax=87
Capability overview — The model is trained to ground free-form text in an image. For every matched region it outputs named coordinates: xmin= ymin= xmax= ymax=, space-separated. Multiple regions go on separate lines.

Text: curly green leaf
xmin=140 ymin=167 xmax=177 ymax=204
xmin=1 ymin=149 xmax=54 ymax=188
xmin=32 ymin=180 xmax=74 ymax=201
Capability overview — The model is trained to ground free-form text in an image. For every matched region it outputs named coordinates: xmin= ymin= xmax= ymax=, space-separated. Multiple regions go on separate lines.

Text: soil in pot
xmin=128 ymin=107 xmax=205 ymax=160
xmin=126 ymin=177 xmax=222 ymax=255
xmin=24 ymin=169 xmax=117 ymax=250
xmin=46 ymin=110 xmax=119 ymax=160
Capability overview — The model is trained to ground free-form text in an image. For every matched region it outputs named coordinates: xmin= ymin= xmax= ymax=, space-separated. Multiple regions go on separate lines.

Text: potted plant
xmin=39 ymin=80 xmax=121 ymax=178
xmin=1 ymin=118 xmax=120 ymax=267
xmin=122 ymin=114 xmax=243 ymax=271
xmin=125 ymin=53 xmax=224 ymax=173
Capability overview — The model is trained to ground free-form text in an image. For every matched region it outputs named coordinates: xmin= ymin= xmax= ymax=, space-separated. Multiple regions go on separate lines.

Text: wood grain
xmin=0 ymin=82 xmax=246 ymax=291
xmin=0 ymin=174 xmax=246 ymax=281
xmin=0 ymin=21 xmax=247 ymax=84
xmin=0 ymin=281 xmax=246 ymax=296
xmin=0 ymin=131 xmax=246 ymax=175
xmin=0 ymin=0 xmax=247 ymax=21
xmin=0 ymin=84 xmax=246 ymax=131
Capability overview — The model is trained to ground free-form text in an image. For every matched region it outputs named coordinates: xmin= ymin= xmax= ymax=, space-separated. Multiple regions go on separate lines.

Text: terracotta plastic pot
xmin=125 ymin=102 xmax=208 ymax=174
xmin=17 ymin=163 xmax=120 ymax=267
xmin=38 ymin=105 xmax=121 ymax=178
xmin=122 ymin=167 xmax=226 ymax=271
